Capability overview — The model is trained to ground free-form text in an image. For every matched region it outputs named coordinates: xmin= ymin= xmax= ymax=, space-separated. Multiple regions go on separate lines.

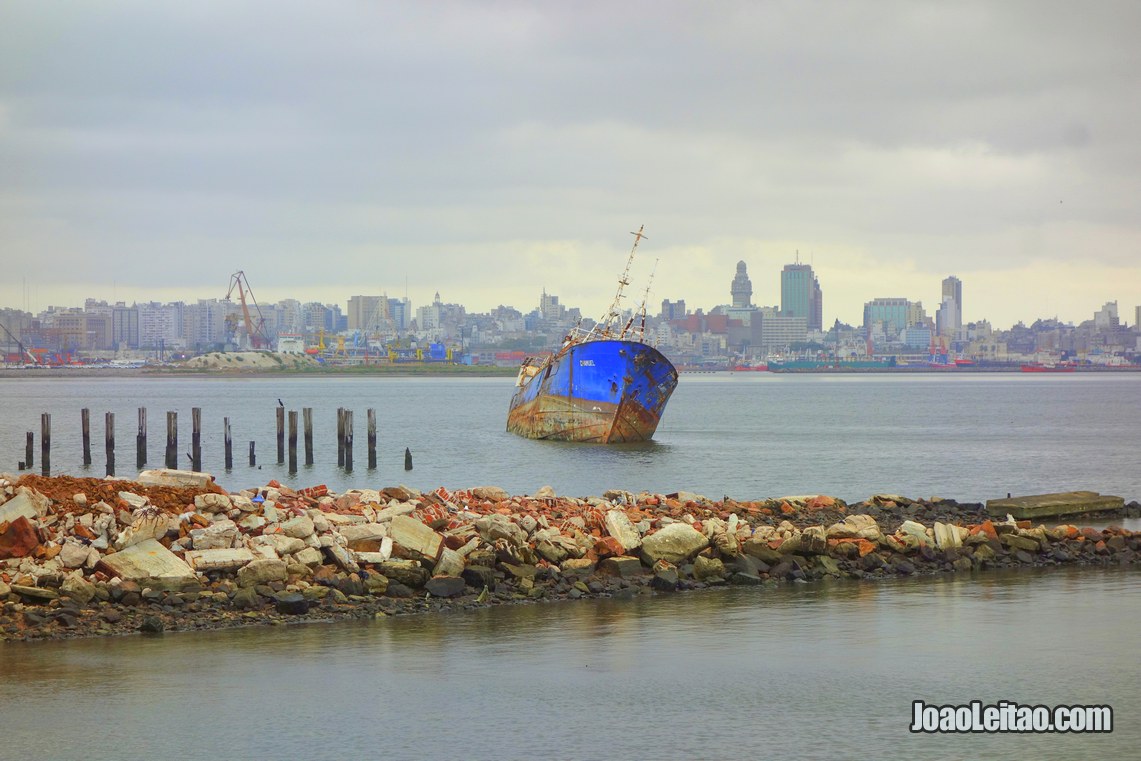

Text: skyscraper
xmin=730 ymin=261 xmax=753 ymax=308
xmin=781 ymin=263 xmax=822 ymax=331
xmin=938 ymin=276 xmax=962 ymax=338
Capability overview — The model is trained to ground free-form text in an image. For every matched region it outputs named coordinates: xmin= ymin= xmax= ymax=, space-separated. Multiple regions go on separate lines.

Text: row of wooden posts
xmin=17 ymin=407 xmax=409 ymax=478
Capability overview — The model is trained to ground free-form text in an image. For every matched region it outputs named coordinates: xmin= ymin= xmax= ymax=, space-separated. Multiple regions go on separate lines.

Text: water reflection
xmin=2 ymin=567 xmax=1139 ymax=760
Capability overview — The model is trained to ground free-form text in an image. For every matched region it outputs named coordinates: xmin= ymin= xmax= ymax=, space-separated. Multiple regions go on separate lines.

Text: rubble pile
xmin=1 ymin=471 xmax=1138 ymax=642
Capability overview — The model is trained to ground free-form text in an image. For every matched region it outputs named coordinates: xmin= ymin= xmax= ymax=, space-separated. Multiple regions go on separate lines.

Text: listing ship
xmin=506 ymin=227 xmax=678 ymax=443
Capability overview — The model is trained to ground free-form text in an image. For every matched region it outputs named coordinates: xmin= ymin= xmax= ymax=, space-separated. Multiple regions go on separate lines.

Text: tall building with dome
xmin=730 ymin=261 xmax=753 ymax=308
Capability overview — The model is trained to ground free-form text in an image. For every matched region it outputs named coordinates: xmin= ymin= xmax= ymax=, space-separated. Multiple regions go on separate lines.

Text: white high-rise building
xmin=938 ymin=276 xmax=962 ymax=338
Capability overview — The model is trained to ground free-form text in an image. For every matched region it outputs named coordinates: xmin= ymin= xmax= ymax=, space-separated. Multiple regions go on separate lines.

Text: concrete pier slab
xmin=986 ymin=491 xmax=1124 ymax=520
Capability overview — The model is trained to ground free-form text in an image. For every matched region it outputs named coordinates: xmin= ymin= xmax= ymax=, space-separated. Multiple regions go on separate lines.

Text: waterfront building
xmin=901 ymin=326 xmax=932 ymax=350
xmin=185 ymin=299 xmax=229 ymax=350
xmin=781 ymin=263 xmax=822 ymax=331
xmin=276 ymin=299 xmax=303 ymax=334
xmin=387 ymin=298 xmax=409 ymax=331
xmin=863 ymin=298 xmax=912 ymax=340
xmin=938 ymin=276 xmax=962 ymax=338
xmin=138 ymin=301 xmax=184 ymax=350
xmin=539 ymin=289 xmax=565 ymax=322
xmin=730 ymin=261 xmax=753 ymax=308
xmin=111 ymin=305 xmax=140 ymax=349
xmin=757 ymin=313 xmax=808 ymax=353
xmin=1094 ymin=301 xmax=1119 ymax=329
xmin=346 ymin=295 xmax=386 ymax=331
xmin=660 ymin=299 xmax=686 ymax=320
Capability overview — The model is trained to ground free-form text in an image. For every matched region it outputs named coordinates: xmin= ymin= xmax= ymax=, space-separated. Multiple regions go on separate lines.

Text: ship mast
xmin=598 ymin=225 xmax=646 ymax=337
xmin=635 ymin=258 xmax=659 ymax=341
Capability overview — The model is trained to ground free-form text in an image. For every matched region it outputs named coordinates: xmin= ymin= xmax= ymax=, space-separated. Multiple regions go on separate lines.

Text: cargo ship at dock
xmin=506 ymin=227 xmax=678 ymax=443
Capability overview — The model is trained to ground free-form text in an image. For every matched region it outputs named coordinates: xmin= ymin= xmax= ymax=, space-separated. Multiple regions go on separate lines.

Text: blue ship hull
xmin=507 ymin=339 xmax=678 ymax=443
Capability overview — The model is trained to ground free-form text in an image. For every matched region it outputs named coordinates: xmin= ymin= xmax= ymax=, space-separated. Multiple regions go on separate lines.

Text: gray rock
xmin=693 ymin=555 xmax=726 ymax=581
xmin=193 ymin=493 xmax=233 ymax=512
xmin=605 ymin=509 xmax=642 ymax=551
xmin=472 ymin=486 xmax=510 ymax=502
xmin=376 ymin=560 xmax=429 ymax=588
xmin=10 ymin=584 xmax=59 ymax=603
xmin=640 ymin=523 xmax=709 ymax=566
xmin=274 ymin=592 xmax=310 ymax=615
xmin=425 ymin=576 xmax=466 ymax=598
xmin=461 ymin=566 xmax=497 ymax=589
xmin=231 ymin=587 xmax=261 ymax=609
xmin=279 ymin=515 xmax=315 ymax=539
xmin=237 ymin=559 xmax=288 ymax=588
xmin=58 ymin=539 xmax=92 ymax=569
xmin=599 ymin=556 xmax=644 ymax=579
xmin=324 ymin=543 xmax=361 ymax=574
xmin=138 ymin=615 xmax=164 ymax=634
xmin=650 ymin=566 xmax=679 ymax=591
xmin=60 ymin=575 xmax=97 ymax=605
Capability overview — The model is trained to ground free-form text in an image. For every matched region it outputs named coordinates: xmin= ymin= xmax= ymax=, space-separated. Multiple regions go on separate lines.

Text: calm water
xmin=1 ymin=567 xmax=1138 ymax=760
xmin=3 ymin=373 xmax=1140 ymax=759
xmin=0 ymin=372 xmax=1139 ymax=504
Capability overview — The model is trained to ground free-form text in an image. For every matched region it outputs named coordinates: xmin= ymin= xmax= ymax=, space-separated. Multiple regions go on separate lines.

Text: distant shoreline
xmin=0 ymin=365 xmax=519 ymax=379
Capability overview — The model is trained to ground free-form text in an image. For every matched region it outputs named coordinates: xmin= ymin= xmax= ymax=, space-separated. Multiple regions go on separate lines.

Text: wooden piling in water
xmin=105 ymin=412 xmax=115 ymax=477
xmin=224 ymin=417 xmax=233 ymax=470
xmin=191 ymin=407 xmax=202 ymax=472
xmin=336 ymin=408 xmax=345 ymax=467
xmin=404 ymin=447 xmax=413 ymax=471
xmin=136 ymin=407 xmax=147 ymax=468
xmin=367 ymin=408 xmax=377 ymax=469
xmin=25 ymin=431 xmax=33 ymax=469
xmin=303 ymin=407 xmax=314 ymax=466
xmin=288 ymin=410 xmax=298 ymax=474
xmin=81 ymin=408 xmax=92 ymax=467
xmin=40 ymin=413 xmax=50 ymax=477
xmin=165 ymin=412 xmax=177 ymax=469
xmin=249 ymin=440 xmax=256 ymax=467
xmin=276 ymin=406 xmax=285 ymax=464
xmin=343 ymin=410 xmax=354 ymax=472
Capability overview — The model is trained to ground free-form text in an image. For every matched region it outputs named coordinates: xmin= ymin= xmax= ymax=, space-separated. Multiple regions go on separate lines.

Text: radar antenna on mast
xmin=598 ymin=225 xmax=647 ymax=337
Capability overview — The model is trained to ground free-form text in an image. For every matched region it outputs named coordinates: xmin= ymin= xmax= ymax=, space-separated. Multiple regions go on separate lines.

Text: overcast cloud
xmin=2 ymin=0 xmax=1139 ymax=328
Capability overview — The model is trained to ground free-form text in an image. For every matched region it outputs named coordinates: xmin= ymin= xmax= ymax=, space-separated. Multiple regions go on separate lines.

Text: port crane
xmin=224 ymin=271 xmax=271 ymax=350
xmin=0 ymin=321 xmax=38 ymax=364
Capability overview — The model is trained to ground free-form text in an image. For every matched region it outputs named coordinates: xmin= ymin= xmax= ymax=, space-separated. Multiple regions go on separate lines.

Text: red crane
xmin=225 ymin=271 xmax=270 ymax=349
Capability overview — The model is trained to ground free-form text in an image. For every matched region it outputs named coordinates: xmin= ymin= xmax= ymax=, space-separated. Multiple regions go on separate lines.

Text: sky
xmin=2 ymin=1 xmax=1140 ymax=330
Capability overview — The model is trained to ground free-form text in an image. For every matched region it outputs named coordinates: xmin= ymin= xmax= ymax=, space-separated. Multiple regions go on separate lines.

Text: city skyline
xmin=3 ymin=260 xmax=1134 ymax=337
xmin=3 ymin=3 xmax=1140 ymax=328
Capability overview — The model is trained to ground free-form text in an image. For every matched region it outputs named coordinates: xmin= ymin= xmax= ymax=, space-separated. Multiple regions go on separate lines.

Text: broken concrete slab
xmin=604 ymin=509 xmax=642 ymax=552
xmin=184 ymin=548 xmax=256 ymax=572
xmin=136 ymin=468 xmax=216 ymax=489
xmin=0 ymin=493 xmax=41 ymax=525
xmin=97 ymin=538 xmax=195 ymax=582
xmin=986 ymin=491 xmax=1125 ymax=520
xmin=389 ymin=514 xmax=443 ymax=562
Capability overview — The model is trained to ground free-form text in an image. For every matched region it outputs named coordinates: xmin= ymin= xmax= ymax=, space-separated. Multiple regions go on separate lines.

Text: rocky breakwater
xmin=1 ymin=473 xmax=1139 ymax=642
